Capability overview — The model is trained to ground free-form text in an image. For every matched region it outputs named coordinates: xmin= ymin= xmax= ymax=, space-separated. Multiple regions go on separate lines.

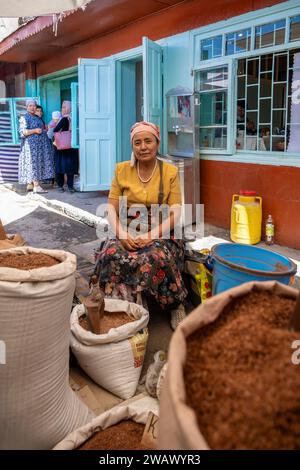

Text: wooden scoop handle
xmin=0 ymin=219 xmax=7 ymax=240
xmin=82 ymin=276 xmax=105 ymax=335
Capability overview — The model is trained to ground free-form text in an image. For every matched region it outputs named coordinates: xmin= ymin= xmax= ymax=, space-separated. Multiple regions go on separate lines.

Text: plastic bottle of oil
xmin=265 ymin=214 xmax=274 ymax=245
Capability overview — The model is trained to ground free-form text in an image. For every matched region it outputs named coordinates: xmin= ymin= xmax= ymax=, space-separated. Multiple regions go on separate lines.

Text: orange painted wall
xmin=36 ymin=0 xmax=283 ymax=76
xmin=201 ymin=160 xmax=300 ymax=249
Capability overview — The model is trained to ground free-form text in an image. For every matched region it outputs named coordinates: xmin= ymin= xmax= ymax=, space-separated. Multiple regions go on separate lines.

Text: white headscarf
xmin=62 ymin=100 xmax=71 ymax=118
xmin=26 ymin=99 xmax=37 ymax=108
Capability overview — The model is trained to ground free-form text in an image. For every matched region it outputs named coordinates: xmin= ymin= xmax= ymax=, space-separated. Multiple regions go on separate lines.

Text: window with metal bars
xmin=236 ymin=48 xmax=300 ymax=153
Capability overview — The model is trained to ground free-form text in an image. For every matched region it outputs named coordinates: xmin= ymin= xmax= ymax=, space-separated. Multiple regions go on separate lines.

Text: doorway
xmin=38 ymin=69 xmax=80 ymax=187
xmin=116 ymin=57 xmax=143 ymax=162
xmin=38 ymin=69 xmax=78 ymax=125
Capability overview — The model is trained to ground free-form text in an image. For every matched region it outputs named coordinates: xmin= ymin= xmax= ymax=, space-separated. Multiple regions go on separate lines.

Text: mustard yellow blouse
xmin=109 ymin=160 xmax=181 ymax=207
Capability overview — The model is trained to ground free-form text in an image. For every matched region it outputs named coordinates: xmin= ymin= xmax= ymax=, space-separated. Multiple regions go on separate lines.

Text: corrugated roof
xmin=0 ymin=0 xmax=184 ymax=63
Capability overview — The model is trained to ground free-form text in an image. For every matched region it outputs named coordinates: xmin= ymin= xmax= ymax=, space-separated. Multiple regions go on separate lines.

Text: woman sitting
xmin=94 ymin=121 xmax=187 ymax=330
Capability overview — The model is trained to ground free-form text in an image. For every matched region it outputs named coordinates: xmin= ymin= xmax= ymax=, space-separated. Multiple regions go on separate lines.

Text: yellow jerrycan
xmin=230 ymin=190 xmax=262 ymax=244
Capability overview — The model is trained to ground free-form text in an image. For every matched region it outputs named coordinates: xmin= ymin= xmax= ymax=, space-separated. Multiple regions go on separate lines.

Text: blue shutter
xmin=0 ymin=99 xmax=14 ymax=146
xmin=71 ymin=82 xmax=79 ymax=149
xmin=0 ymin=96 xmax=39 ymax=183
xmin=78 ymin=58 xmax=115 ymax=191
xmin=143 ymin=37 xmax=163 ymax=131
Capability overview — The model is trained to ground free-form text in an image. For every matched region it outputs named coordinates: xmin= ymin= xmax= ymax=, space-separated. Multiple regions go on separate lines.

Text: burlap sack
xmin=0 ymin=247 xmax=94 ymax=449
xmin=53 ymin=394 xmax=159 ymax=450
xmin=158 ymin=280 xmax=299 ymax=450
xmin=70 ymin=301 xmax=149 ymax=399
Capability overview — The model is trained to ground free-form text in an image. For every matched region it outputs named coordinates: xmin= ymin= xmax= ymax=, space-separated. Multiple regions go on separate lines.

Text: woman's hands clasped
xmin=120 ymin=232 xmax=154 ymax=251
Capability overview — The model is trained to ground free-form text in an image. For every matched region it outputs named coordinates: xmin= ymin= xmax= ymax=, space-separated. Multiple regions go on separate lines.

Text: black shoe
xmin=58 ymin=187 xmax=65 ymax=193
xmin=68 ymin=187 xmax=76 ymax=193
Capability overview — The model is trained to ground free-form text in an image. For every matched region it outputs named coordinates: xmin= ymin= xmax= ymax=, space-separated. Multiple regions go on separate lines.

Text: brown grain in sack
xmin=53 ymin=395 xmax=159 ymax=450
xmin=0 ymin=252 xmax=59 ymax=269
xmin=158 ymin=281 xmax=300 ymax=450
xmin=78 ymin=420 xmax=149 ymax=450
xmin=79 ymin=311 xmax=134 ymax=334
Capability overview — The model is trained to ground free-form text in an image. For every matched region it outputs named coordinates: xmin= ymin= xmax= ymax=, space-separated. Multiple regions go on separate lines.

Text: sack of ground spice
xmin=0 ymin=247 xmax=94 ymax=450
xmin=53 ymin=394 xmax=158 ymax=450
xmin=70 ymin=300 xmax=149 ymax=399
xmin=159 ymin=280 xmax=300 ymax=450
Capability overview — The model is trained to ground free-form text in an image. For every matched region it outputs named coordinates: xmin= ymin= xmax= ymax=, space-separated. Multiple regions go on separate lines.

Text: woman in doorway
xmin=53 ymin=100 xmax=79 ymax=193
xmin=94 ymin=121 xmax=187 ymax=330
xmin=18 ymin=99 xmax=54 ymax=193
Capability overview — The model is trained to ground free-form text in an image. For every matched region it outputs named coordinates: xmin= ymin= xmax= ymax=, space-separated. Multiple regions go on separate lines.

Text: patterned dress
xmin=94 ymin=237 xmax=187 ymax=309
xmin=18 ymin=112 xmax=54 ymax=184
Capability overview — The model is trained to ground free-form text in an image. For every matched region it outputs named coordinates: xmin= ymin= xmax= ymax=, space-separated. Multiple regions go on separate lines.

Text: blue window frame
xmin=290 ymin=15 xmax=300 ymax=42
xmin=194 ymin=59 xmax=235 ymax=155
xmin=255 ymin=19 xmax=286 ymax=49
xmin=201 ymin=36 xmax=222 ymax=60
xmin=192 ymin=0 xmax=300 ymax=166
xmin=226 ymin=29 xmax=251 ymax=55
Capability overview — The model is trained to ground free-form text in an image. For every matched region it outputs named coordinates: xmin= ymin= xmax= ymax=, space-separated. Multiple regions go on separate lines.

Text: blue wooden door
xmin=78 ymin=58 xmax=115 ymax=191
xmin=143 ymin=37 xmax=163 ymax=131
xmin=71 ymin=82 xmax=79 ymax=149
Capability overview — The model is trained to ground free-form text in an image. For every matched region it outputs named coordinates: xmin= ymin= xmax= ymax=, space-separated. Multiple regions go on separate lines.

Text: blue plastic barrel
xmin=211 ymin=243 xmax=297 ymax=295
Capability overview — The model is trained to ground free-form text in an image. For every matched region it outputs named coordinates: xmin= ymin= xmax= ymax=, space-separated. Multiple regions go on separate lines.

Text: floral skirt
xmin=94 ymin=238 xmax=187 ymax=309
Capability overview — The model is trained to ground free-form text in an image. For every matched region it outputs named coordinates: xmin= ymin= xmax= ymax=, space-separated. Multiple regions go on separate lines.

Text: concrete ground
xmin=1 ymin=182 xmax=300 ymax=413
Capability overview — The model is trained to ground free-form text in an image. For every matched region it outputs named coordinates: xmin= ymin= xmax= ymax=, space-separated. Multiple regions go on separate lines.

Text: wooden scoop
xmin=0 ymin=219 xmax=7 ymax=240
xmin=82 ymin=275 xmax=105 ymax=334
xmin=289 ymin=293 xmax=300 ymax=332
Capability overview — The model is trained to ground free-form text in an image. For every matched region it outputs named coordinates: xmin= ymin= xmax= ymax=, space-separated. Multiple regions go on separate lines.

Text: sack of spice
xmin=0 ymin=247 xmax=93 ymax=450
xmin=70 ymin=300 xmax=149 ymax=399
xmin=159 ymin=280 xmax=300 ymax=450
xmin=53 ymin=394 xmax=158 ymax=450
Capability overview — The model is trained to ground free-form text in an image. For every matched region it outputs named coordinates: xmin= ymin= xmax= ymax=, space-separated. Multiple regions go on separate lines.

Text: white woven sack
xmin=54 ymin=394 xmax=159 ymax=450
xmin=70 ymin=300 xmax=149 ymax=399
xmin=0 ymin=247 xmax=94 ymax=449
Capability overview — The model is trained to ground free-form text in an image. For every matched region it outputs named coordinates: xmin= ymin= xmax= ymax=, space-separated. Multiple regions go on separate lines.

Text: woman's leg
xmin=33 ymin=181 xmax=47 ymax=194
xmin=56 ymin=173 xmax=64 ymax=189
xmin=67 ymin=174 xmax=74 ymax=191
